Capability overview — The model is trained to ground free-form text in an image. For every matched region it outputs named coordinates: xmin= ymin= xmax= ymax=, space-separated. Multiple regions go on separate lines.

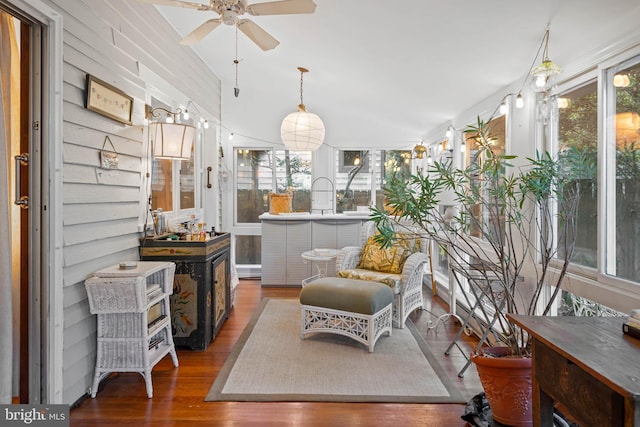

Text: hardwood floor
xmin=70 ymin=279 xmax=483 ymax=426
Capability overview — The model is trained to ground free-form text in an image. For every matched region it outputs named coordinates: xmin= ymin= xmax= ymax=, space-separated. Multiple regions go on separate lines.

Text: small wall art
xmin=86 ymin=74 xmax=133 ymax=125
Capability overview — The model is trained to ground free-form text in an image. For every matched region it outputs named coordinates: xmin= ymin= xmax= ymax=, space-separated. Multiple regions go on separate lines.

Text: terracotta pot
xmin=471 ymin=347 xmax=532 ymax=427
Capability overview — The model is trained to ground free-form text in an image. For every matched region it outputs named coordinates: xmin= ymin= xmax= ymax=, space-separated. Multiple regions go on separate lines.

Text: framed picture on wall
xmin=85 ymin=74 xmax=133 ymax=125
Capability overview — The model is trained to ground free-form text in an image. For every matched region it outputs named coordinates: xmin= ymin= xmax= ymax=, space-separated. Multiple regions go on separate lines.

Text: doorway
xmin=1 ymin=3 xmax=42 ymax=404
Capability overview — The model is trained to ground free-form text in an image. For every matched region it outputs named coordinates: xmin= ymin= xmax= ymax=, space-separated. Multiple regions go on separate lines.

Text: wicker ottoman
xmin=299 ymin=277 xmax=393 ymax=352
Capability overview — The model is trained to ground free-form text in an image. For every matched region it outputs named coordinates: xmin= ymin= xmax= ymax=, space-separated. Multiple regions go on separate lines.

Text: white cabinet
xmin=311 ymin=219 xmax=363 ymax=277
xmin=261 ymin=220 xmax=312 ymax=285
xmin=84 ymin=261 xmax=179 ymax=398
xmin=260 ymin=216 xmax=366 ymax=286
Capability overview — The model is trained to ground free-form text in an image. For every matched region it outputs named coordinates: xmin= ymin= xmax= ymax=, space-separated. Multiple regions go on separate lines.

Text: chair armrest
xmin=336 ymin=247 xmax=363 ymax=271
xmin=401 ymin=252 xmax=430 ymax=287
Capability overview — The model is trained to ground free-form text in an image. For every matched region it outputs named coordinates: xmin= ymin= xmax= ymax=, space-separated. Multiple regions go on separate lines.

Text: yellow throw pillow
xmin=357 ymin=235 xmax=409 ymax=274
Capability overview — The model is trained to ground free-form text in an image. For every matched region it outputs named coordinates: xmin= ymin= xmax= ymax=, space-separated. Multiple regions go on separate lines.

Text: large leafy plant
xmin=371 ymin=117 xmax=587 ymax=356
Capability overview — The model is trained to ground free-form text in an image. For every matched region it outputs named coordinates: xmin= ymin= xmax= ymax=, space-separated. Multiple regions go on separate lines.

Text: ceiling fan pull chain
xmin=234 ymin=24 xmax=240 ymax=97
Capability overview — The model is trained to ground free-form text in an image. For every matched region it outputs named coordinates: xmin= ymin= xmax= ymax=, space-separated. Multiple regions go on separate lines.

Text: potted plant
xmin=370 ymin=117 xmax=589 ymax=426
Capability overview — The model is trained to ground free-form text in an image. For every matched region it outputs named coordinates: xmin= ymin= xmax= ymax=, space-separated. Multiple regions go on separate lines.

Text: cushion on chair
xmin=299 ymin=277 xmax=393 ymax=315
xmin=357 ymin=233 xmax=418 ymax=274
xmin=337 ymin=269 xmax=401 ymax=293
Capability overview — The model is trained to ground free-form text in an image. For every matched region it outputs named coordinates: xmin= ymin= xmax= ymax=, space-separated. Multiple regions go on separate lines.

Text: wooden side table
xmin=509 ymin=314 xmax=640 ymax=427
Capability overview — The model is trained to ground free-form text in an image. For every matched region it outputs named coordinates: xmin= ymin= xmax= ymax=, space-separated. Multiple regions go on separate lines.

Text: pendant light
xmin=280 ymin=66 xmax=325 ymax=151
xmin=531 ymin=28 xmax=562 ymax=89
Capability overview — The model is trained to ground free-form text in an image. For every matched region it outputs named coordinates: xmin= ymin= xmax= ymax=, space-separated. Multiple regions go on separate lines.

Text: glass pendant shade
xmin=150 ymin=122 xmax=195 ymax=159
xmin=532 ymin=59 xmax=562 ymax=86
xmin=530 ymin=29 xmax=562 ymax=89
xmin=280 ymin=105 xmax=325 ymax=151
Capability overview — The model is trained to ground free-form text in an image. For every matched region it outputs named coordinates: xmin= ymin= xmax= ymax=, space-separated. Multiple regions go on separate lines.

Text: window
xmin=556 ymin=81 xmax=598 ymax=269
xmin=550 ymin=53 xmax=640 ymax=289
xmin=235 ymin=149 xmax=272 ymax=224
xmin=336 ymin=150 xmax=373 ymax=213
xmin=604 ymin=57 xmax=640 ymax=283
xmin=275 ymin=150 xmax=312 ymax=212
xmin=234 ymin=148 xmax=311 ymax=264
xmin=464 ymin=115 xmax=506 ymax=242
xmin=378 ymin=150 xmax=412 ymax=209
xmin=150 ymin=104 xmax=200 ymax=219
xmin=334 ymin=149 xmax=417 ymax=212
xmin=235 ymin=149 xmax=311 ymax=224
xmin=151 ymin=158 xmax=173 ymax=211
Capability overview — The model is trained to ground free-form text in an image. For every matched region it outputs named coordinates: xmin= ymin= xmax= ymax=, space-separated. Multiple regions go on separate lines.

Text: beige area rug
xmin=206 ymin=298 xmax=466 ymax=403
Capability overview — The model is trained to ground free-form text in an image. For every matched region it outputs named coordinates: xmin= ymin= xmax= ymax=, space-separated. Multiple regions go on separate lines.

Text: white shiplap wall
xmin=44 ymin=0 xmax=221 ymax=403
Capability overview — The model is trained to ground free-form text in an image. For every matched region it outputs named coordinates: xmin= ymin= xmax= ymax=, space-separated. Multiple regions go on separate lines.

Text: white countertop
xmin=260 ymin=212 xmax=371 ymax=220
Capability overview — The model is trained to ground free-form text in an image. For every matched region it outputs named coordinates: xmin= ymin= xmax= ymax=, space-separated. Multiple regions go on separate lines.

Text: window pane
xmin=336 ymin=150 xmax=372 ymax=213
xmin=378 ymin=150 xmax=412 ymax=210
xmin=612 ymin=61 xmax=640 ymax=282
xmin=179 ymin=156 xmax=195 ymax=210
xmin=557 ymin=81 xmax=598 ymax=268
xmin=236 ymin=149 xmax=272 ymax=223
xmin=236 ymin=235 xmax=261 ymax=264
xmin=466 ymin=115 xmax=506 ymax=242
xmin=151 ymin=158 xmax=172 ymax=211
xmin=275 ymin=150 xmax=311 ymax=212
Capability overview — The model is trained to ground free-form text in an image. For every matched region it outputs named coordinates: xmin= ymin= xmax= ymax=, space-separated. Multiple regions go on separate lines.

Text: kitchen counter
xmin=260 ymin=214 xmax=368 ymax=286
xmin=259 ymin=212 xmax=371 ymax=220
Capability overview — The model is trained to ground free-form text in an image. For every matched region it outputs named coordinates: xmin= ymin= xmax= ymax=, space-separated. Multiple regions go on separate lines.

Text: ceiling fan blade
xmin=135 ymin=0 xmax=212 ymax=11
xmin=179 ymin=19 xmax=223 ymax=45
xmin=246 ymin=0 xmax=316 ymax=16
xmin=237 ymin=19 xmax=280 ymax=51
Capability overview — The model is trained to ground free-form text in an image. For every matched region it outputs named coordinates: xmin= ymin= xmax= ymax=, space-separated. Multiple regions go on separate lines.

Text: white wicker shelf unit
xmin=85 ymin=261 xmax=179 ymax=398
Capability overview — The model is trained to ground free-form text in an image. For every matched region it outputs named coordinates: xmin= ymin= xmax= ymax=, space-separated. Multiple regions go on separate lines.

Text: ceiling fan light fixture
xmin=281 ymin=66 xmax=325 ymax=151
xmin=168 ymin=0 xmax=317 ymax=50
xmin=222 ymin=9 xmax=238 ymax=25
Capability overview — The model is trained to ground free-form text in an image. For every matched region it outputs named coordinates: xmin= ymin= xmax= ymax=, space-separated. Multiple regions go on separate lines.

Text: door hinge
xmin=33 ymin=121 xmax=39 ymax=130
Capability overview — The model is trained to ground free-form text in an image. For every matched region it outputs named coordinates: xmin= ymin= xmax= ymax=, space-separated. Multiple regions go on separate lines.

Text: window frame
xmin=149 ymin=129 xmax=204 ymax=224
xmin=545 ymin=47 xmax=640 ymax=314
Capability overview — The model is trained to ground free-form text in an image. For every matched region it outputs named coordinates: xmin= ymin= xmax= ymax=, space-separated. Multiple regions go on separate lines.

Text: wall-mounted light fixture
xmin=413 ymin=142 xmax=427 ymax=159
xmin=146 ymin=105 xmax=196 ymax=160
xmin=182 ymin=100 xmax=210 ymax=129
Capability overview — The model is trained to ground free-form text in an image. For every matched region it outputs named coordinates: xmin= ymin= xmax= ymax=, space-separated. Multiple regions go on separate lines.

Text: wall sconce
xmin=413 ymin=142 xmax=427 ymax=159
xmin=146 ymin=105 xmax=196 ymax=160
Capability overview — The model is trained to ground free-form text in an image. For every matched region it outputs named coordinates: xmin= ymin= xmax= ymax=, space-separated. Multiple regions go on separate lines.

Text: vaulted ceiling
xmin=151 ymin=0 xmax=640 ymax=148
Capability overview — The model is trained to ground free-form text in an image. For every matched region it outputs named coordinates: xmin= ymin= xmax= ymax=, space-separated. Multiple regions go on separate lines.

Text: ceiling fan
xmin=137 ymin=0 xmax=317 ymax=51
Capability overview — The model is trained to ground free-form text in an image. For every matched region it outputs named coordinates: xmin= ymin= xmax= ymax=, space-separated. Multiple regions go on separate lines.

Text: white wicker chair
xmin=335 ymin=222 xmax=429 ymax=328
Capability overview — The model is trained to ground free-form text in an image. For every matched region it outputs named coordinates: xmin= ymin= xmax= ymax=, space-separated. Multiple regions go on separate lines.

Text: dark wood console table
xmin=509 ymin=314 xmax=640 ymax=427
xmin=140 ymin=233 xmax=231 ymax=350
